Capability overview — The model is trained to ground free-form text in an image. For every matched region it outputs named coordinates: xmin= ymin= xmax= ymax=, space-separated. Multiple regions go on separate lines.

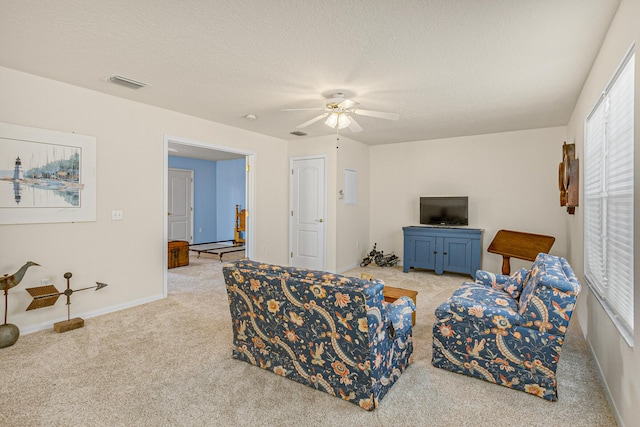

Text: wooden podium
xmin=488 ymin=230 xmax=555 ymax=274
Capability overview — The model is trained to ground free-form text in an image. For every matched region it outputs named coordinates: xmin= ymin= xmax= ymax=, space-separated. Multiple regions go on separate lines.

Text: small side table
xmin=168 ymin=240 xmax=189 ymax=269
xmin=383 ymin=285 xmax=418 ymax=326
xmin=487 ymin=230 xmax=555 ymax=274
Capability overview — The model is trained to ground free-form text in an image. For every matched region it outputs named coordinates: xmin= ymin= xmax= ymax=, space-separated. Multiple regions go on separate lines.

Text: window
xmin=584 ymin=48 xmax=634 ymax=345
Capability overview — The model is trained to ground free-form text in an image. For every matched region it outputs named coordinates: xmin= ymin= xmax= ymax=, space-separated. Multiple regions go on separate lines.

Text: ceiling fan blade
xmin=296 ymin=113 xmax=329 ymax=128
xmin=353 ymin=109 xmax=400 ymax=120
xmin=282 ymin=107 xmax=326 ymax=112
xmin=347 ymin=116 xmax=363 ymax=133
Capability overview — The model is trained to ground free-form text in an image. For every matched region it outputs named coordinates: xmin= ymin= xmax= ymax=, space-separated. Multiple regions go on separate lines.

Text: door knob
xmin=317 ymin=219 xmax=323 ymax=223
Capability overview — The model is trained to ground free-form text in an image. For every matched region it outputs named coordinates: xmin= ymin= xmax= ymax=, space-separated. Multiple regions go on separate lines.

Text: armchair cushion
xmin=446 ymin=283 xmax=523 ymax=329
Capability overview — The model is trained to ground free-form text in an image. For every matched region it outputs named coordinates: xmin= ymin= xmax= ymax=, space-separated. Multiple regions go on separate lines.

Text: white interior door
xmin=290 ymin=157 xmax=326 ymax=270
xmin=168 ymin=168 xmax=193 ymax=242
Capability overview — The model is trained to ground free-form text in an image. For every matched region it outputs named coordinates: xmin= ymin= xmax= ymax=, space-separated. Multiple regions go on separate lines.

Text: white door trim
xmin=289 ymin=155 xmax=327 ymax=270
xmin=163 ymin=135 xmax=256 ymax=298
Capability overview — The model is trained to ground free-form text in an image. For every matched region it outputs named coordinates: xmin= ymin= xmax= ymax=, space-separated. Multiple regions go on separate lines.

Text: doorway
xmin=163 ymin=135 xmax=256 ymax=297
xmin=289 ymin=156 xmax=326 ymax=270
xmin=167 ymin=168 xmax=194 ymax=242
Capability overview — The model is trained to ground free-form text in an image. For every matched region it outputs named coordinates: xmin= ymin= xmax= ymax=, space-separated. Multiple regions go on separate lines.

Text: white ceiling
xmin=0 ymin=0 xmax=620 ymax=146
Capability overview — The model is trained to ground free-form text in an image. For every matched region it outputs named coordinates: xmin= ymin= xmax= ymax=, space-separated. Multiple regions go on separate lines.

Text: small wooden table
xmin=487 ymin=230 xmax=555 ymax=275
xmin=383 ymin=285 xmax=418 ymax=326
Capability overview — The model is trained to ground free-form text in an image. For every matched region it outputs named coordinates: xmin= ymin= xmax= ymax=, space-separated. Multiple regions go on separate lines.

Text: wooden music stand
xmin=488 ymin=230 xmax=555 ymax=275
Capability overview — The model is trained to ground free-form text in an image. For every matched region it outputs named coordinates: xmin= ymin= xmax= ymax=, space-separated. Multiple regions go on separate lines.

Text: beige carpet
xmin=0 ymin=253 xmax=617 ymax=426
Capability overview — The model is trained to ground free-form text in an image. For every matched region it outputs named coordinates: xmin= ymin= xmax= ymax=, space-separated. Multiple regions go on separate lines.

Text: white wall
xmin=370 ymin=126 xmax=568 ymax=274
xmin=0 ymin=67 xmax=289 ymax=333
xmin=336 ymin=137 xmax=370 ymax=272
xmin=565 ymin=0 xmax=639 ymax=425
xmin=288 ymin=135 xmax=370 ymax=273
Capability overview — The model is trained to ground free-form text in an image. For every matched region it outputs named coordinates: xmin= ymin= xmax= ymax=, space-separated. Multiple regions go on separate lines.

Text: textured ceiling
xmin=0 ymin=0 xmax=620 ymax=146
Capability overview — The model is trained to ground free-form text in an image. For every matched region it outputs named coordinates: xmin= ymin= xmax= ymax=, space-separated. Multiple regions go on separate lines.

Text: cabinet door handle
xmin=433 ymin=251 xmax=437 ymax=254
xmin=443 ymin=252 xmax=448 ymax=255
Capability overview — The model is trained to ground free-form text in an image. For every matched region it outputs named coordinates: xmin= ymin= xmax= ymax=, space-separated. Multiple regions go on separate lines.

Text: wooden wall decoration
xmin=559 ymin=142 xmax=579 ymax=214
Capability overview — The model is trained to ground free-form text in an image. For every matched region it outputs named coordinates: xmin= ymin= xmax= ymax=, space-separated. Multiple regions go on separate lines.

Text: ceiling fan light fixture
xmin=324 ymin=113 xmax=338 ymax=128
xmin=338 ymin=114 xmax=351 ymax=129
xmin=324 ymin=112 xmax=351 ymax=129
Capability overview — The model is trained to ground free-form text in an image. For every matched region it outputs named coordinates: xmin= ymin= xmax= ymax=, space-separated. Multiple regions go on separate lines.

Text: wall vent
xmin=290 ymin=131 xmax=308 ymax=136
xmin=107 ymin=74 xmax=149 ymax=90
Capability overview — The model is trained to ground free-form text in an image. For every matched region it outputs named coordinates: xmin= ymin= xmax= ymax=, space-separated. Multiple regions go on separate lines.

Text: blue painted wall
xmin=216 ymin=159 xmax=246 ymax=241
xmin=168 ymin=156 xmax=217 ymax=243
xmin=168 ymin=156 xmax=245 ymax=244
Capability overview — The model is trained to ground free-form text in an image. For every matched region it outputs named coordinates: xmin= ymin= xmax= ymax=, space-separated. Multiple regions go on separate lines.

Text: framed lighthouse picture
xmin=0 ymin=122 xmax=96 ymax=224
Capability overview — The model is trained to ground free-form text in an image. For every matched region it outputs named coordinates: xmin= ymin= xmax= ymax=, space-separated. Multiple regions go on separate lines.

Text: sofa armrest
xmin=384 ymin=297 xmax=415 ymax=334
xmin=367 ymin=293 xmax=414 ymax=405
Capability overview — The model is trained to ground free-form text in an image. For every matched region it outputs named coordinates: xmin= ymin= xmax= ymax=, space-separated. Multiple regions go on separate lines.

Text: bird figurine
xmin=1 ymin=261 xmax=39 ymax=349
xmin=1 ymin=261 xmax=40 ymax=294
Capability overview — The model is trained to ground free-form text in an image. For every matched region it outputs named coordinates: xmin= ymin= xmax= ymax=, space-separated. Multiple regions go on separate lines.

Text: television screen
xmin=420 ymin=196 xmax=468 ymax=226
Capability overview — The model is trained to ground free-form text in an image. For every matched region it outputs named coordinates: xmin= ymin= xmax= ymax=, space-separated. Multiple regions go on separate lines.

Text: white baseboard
xmin=337 ymin=263 xmax=358 ymax=274
xmin=20 ymin=293 xmax=166 ymax=335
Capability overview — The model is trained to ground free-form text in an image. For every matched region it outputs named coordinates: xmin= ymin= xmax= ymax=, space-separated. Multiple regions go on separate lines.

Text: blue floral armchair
xmin=432 ymin=253 xmax=581 ymax=401
xmin=223 ymin=260 xmax=415 ymax=410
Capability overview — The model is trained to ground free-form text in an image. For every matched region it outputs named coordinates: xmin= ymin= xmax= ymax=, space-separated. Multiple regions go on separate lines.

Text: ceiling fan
xmin=283 ymin=92 xmax=400 ymax=133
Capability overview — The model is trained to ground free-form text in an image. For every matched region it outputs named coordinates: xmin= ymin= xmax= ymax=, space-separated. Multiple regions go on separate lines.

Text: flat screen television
xmin=420 ymin=196 xmax=468 ymax=226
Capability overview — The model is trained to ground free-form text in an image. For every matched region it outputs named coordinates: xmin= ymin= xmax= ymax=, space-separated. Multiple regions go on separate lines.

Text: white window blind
xmin=584 ymin=49 xmax=634 ymax=345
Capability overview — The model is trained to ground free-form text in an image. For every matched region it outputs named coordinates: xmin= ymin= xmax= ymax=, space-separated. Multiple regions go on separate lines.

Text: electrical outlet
xmin=40 ymin=278 xmax=51 ymax=286
xmin=111 ymin=210 xmax=123 ymax=220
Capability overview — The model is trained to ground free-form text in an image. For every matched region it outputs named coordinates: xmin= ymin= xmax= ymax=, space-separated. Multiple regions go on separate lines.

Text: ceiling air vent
xmin=107 ymin=74 xmax=149 ymax=90
xmin=290 ymin=131 xmax=308 ymax=136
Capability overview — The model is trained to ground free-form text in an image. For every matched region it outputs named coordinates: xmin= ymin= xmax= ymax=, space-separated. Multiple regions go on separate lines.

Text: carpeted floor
xmin=0 ymin=253 xmax=617 ymax=426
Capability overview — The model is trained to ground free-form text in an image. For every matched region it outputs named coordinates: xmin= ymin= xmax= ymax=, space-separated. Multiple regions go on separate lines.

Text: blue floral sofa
xmin=222 ymin=259 xmax=415 ymax=410
xmin=432 ymin=253 xmax=581 ymax=401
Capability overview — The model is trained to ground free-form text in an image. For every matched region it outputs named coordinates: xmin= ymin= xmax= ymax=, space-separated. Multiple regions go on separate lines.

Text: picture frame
xmin=0 ymin=122 xmax=96 ymax=224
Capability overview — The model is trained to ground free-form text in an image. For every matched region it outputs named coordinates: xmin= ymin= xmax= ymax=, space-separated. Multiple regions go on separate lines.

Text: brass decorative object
xmin=559 ymin=142 xmax=579 ymax=214
xmin=26 ymin=272 xmax=107 ymax=333
xmin=1 ymin=261 xmax=39 ymax=348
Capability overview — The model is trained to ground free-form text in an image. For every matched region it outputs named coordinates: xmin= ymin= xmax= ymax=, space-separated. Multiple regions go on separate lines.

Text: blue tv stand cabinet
xmin=403 ymin=226 xmax=483 ymax=277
